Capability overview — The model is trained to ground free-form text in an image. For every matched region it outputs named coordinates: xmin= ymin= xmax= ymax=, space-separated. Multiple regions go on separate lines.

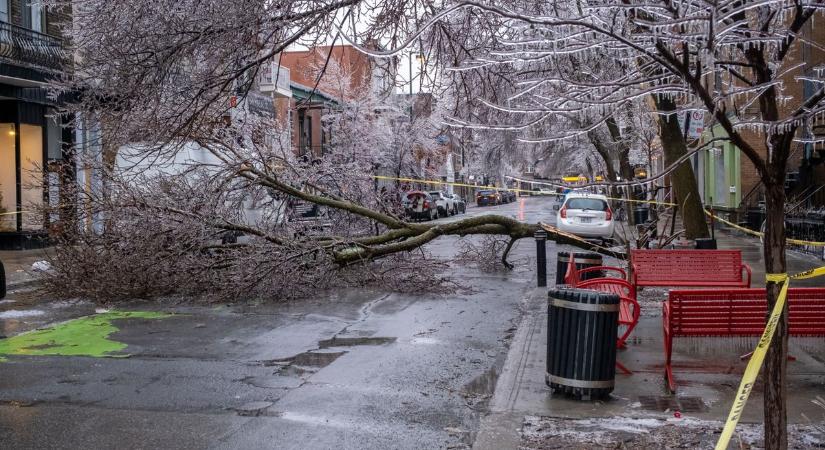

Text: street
xmin=0 ymin=196 xmax=559 ymax=450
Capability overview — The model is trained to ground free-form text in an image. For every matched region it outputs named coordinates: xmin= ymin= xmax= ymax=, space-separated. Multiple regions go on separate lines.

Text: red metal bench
xmin=564 ymin=257 xmax=640 ymax=350
xmin=631 ymin=249 xmax=752 ymax=288
xmin=663 ymin=288 xmax=825 ymax=392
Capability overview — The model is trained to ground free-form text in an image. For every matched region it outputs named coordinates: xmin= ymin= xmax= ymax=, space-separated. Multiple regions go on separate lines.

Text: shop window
xmin=0 ymin=123 xmax=14 ymax=231
xmin=20 ymin=124 xmax=43 ymax=230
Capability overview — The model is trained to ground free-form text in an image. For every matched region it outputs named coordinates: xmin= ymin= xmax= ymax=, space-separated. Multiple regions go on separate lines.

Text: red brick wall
xmin=736 ymin=11 xmax=825 ymax=206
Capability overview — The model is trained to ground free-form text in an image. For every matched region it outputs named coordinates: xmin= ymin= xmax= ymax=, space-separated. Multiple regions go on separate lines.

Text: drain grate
xmin=638 ymin=395 xmax=706 ymax=412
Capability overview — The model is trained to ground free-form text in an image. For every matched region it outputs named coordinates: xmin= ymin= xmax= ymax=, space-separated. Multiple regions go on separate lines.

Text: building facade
xmin=708 ymin=12 xmax=825 ymax=211
xmin=0 ymin=0 xmax=70 ymax=249
xmin=279 ymin=45 xmax=398 ymax=159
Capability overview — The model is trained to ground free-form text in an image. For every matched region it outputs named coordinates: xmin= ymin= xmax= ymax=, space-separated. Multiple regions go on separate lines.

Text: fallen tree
xmin=45 ymin=100 xmax=627 ymax=302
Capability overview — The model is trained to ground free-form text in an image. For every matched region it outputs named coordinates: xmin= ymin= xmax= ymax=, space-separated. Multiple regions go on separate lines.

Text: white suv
xmin=428 ymin=191 xmax=454 ymax=218
xmin=555 ymin=193 xmax=615 ymax=239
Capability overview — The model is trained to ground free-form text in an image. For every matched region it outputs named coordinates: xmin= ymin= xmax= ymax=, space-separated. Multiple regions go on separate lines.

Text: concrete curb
xmin=473 ymin=286 xmax=547 ymax=450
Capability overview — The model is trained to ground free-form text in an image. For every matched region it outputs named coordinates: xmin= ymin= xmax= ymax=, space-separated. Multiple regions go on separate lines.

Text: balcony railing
xmin=0 ymin=21 xmax=66 ymax=71
xmin=257 ymin=63 xmax=291 ymax=97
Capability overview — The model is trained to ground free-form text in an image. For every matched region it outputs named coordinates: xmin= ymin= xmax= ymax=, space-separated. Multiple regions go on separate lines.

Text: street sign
xmin=677 ymin=110 xmax=704 ymax=139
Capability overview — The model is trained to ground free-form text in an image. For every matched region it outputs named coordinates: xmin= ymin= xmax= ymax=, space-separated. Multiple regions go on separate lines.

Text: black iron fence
xmin=743 ymin=207 xmax=825 ymax=259
xmin=0 ymin=22 xmax=66 ymax=71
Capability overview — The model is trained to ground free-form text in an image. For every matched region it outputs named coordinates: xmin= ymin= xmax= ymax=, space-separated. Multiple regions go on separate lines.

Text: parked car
xmin=505 ymin=189 xmax=517 ymax=202
xmin=497 ymin=190 xmax=510 ymax=203
xmin=554 ymin=193 xmax=614 ymax=241
xmin=476 ymin=189 xmax=500 ymax=206
xmin=449 ymin=194 xmax=466 ymax=214
xmin=538 ymin=187 xmax=554 ymax=196
xmin=405 ymin=191 xmax=438 ymax=221
xmin=428 ymin=191 xmax=455 ymax=217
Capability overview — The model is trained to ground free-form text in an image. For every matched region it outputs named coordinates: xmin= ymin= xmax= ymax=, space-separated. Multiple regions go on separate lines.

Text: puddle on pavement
xmin=257 ymin=350 xmax=346 ymax=382
xmin=462 ymin=365 xmax=499 ymax=398
xmin=266 ymin=350 xmax=346 ymax=369
xmin=287 ymin=351 xmax=345 ymax=367
xmin=638 ymin=395 xmax=707 ymax=413
xmin=317 ymin=336 xmax=396 ymax=348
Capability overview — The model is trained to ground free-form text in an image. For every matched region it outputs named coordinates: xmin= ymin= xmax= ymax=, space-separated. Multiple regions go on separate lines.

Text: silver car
xmin=554 ymin=193 xmax=615 ymax=239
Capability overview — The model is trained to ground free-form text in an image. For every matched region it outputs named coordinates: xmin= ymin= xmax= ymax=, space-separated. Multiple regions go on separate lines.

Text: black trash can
xmin=633 ymin=207 xmax=649 ymax=224
xmin=695 ymin=238 xmax=717 ymax=249
xmin=747 ymin=207 xmax=765 ymax=231
xmin=556 ymin=252 xmax=603 ymax=285
xmin=546 ymin=288 xmax=619 ymax=399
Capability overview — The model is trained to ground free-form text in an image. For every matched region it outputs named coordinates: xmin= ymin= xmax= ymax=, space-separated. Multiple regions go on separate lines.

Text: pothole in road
xmin=269 ymin=350 xmax=346 ymax=369
xmin=231 ymin=401 xmax=278 ymax=417
xmin=317 ymin=336 xmax=397 ymax=348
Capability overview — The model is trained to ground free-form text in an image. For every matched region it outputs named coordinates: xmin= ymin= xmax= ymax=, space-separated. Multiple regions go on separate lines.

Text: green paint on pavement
xmin=0 ymin=311 xmax=173 ymax=360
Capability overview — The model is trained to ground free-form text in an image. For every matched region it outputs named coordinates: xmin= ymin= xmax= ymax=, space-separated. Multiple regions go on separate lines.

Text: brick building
xmin=278 ymin=45 xmax=396 ymax=159
xmin=699 ymin=12 xmax=825 ymax=212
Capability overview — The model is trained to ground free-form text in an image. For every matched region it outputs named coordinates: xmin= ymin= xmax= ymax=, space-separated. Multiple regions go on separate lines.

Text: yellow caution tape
xmin=715 ymin=266 xmax=825 ymax=450
xmin=539 ymin=222 xmax=619 ymax=255
xmin=374 ymin=174 xmax=825 ymax=246
xmin=789 ymin=266 xmax=825 ymax=280
xmin=371 ymin=175 xmax=534 ymax=193
xmin=372 ymin=175 xmax=675 ymax=205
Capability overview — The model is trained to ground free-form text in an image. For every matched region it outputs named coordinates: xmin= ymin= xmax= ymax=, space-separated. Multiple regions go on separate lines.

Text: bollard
xmin=535 ymin=229 xmax=547 ymax=287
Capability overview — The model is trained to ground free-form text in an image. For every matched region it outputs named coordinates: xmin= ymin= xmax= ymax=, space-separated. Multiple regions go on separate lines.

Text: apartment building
xmin=0 ymin=0 xmax=70 ymax=249
xmin=698 ymin=12 xmax=825 ymax=212
xmin=279 ymin=45 xmax=397 ymax=159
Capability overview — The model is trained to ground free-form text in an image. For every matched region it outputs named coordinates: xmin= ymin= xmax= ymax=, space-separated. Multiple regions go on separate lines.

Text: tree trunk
xmin=651 ymin=95 xmax=710 ymax=240
xmin=763 ymin=180 xmax=788 ymax=450
xmin=588 ymin=128 xmax=634 ymax=225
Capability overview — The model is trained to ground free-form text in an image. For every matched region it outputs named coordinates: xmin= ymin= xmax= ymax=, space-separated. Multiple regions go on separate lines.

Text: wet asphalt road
xmin=0 ymin=196 xmax=561 ymax=449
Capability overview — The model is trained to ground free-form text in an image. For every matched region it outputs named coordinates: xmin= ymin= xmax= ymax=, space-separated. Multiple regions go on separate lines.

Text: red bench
xmin=631 ymin=249 xmax=752 ymax=288
xmin=663 ymin=288 xmax=825 ymax=392
xmin=564 ymin=257 xmax=640 ymax=350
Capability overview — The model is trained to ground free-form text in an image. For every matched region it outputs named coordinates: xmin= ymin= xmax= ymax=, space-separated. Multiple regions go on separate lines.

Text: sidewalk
xmin=1 ymin=249 xmax=51 ymax=289
xmin=474 ymin=234 xmax=825 ymax=449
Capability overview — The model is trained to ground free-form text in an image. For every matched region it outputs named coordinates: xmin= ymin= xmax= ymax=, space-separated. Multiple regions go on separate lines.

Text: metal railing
xmin=0 ymin=22 xmax=66 ymax=71
xmin=257 ymin=63 xmax=290 ymax=95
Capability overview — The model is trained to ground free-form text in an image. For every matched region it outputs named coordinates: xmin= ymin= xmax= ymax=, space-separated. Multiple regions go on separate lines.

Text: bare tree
xmin=344 ymin=1 xmax=822 ymax=447
xmin=45 ymin=1 xmax=824 ymax=444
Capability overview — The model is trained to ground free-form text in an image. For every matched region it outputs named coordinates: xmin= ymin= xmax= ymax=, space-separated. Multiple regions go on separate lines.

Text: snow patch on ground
xmin=0 ymin=309 xmax=46 ymax=319
xmin=49 ymin=300 xmax=90 ymax=309
xmin=520 ymin=415 xmax=825 ymax=449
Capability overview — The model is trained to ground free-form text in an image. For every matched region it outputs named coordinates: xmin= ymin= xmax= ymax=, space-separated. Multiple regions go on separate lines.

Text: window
xmin=47 ymin=114 xmax=62 ymax=160
xmin=0 ymin=0 xmax=8 ymax=22
xmin=0 ymin=123 xmax=15 ymax=231
xmin=565 ymin=198 xmax=609 ymax=211
xmin=20 ymin=123 xmax=44 ymax=230
xmin=22 ymin=3 xmax=45 ymax=32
